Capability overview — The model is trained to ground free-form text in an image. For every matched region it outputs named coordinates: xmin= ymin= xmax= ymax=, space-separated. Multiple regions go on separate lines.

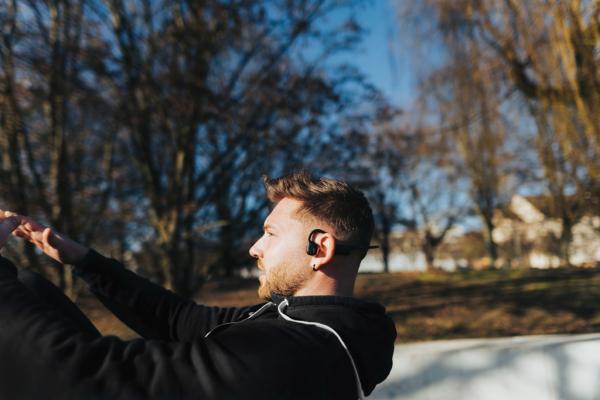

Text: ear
xmin=310 ymin=232 xmax=336 ymax=271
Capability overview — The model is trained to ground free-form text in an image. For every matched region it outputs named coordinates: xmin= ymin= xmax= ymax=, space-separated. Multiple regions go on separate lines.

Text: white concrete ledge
xmin=369 ymin=333 xmax=600 ymax=400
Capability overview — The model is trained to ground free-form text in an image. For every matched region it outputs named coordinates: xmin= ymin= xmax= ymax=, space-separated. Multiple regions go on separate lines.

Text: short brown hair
xmin=263 ymin=171 xmax=374 ymax=257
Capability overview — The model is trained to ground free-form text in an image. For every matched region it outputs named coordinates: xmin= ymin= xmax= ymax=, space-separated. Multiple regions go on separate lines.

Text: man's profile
xmin=0 ymin=171 xmax=396 ymax=399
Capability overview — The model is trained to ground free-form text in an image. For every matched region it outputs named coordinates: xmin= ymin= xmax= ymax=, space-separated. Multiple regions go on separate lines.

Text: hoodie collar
xmin=269 ymin=293 xmax=385 ymax=312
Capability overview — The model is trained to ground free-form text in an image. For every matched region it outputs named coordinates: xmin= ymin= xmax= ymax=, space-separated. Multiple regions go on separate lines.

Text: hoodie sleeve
xmin=0 ymin=256 xmax=261 ymax=399
xmin=73 ymin=250 xmax=262 ymax=340
xmin=0 ymin=256 xmax=369 ymax=400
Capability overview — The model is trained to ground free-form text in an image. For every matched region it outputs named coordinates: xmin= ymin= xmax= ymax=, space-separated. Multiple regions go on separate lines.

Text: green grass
xmin=79 ymin=267 xmax=600 ymax=343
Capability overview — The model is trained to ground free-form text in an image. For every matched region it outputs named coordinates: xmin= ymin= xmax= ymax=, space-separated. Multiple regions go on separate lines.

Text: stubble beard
xmin=257 ymin=260 xmax=311 ymax=301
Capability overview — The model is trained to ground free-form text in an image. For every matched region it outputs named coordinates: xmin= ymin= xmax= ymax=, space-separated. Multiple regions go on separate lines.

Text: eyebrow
xmin=263 ymin=224 xmax=278 ymax=231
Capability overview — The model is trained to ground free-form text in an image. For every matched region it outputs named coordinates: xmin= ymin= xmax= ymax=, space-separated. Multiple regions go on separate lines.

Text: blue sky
xmin=349 ymin=1 xmax=415 ymax=108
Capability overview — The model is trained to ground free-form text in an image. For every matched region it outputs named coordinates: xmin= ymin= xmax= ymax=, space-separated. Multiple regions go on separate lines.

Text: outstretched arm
xmin=0 ymin=254 xmax=271 ymax=399
xmin=2 ymin=211 xmax=260 ymax=340
xmin=1 ymin=210 xmax=89 ymax=264
xmin=74 ymin=249 xmax=261 ymax=340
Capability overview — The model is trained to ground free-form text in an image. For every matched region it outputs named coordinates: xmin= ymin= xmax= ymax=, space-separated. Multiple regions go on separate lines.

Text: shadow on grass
xmin=355 ymin=268 xmax=600 ymax=341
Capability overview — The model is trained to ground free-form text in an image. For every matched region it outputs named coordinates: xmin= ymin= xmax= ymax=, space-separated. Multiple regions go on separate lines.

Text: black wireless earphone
xmin=306 ymin=228 xmax=379 ymax=256
xmin=306 ymin=229 xmax=325 ymax=256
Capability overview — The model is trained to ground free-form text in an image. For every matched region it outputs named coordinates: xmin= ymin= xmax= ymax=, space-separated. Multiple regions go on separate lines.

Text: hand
xmin=0 ymin=210 xmax=89 ymax=264
xmin=0 ymin=214 xmax=19 ymax=249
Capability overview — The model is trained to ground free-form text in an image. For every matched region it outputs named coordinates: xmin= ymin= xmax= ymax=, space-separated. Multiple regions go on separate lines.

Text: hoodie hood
xmin=276 ymin=295 xmax=397 ymax=395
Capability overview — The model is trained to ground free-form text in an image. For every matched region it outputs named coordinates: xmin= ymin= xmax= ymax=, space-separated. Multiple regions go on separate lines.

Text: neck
xmin=294 ymin=270 xmax=355 ymax=297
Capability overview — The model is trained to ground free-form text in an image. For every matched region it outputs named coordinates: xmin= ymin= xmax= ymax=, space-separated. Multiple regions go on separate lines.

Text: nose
xmin=249 ymin=237 xmax=262 ymax=259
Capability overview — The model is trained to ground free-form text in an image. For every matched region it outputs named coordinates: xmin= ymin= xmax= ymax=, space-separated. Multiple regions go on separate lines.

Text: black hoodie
xmin=0 ymin=250 xmax=396 ymax=399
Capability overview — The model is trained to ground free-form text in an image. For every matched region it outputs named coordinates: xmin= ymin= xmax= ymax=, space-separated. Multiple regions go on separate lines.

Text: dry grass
xmin=78 ymin=267 xmax=600 ymax=343
xmin=356 ymin=268 xmax=600 ymax=342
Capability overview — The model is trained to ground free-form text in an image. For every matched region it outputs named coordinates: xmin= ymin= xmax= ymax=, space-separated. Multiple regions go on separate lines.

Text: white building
xmin=492 ymin=195 xmax=600 ymax=268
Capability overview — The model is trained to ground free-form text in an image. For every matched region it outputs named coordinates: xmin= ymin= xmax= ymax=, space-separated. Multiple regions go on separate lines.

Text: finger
xmin=22 ymin=217 xmax=45 ymax=232
xmin=13 ymin=229 xmax=27 ymax=238
xmin=12 ymin=227 xmax=37 ymax=243
xmin=17 ymin=223 xmax=33 ymax=234
xmin=19 ymin=220 xmax=39 ymax=234
xmin=28 ymin=227 xmax=45 ymax=241
xmin=15 ymin=228 xmax=35 ymax=243
xmin=12 ymin=226 xmax=27 ymax=236
xmin=12 ymin=227 xmax=45 ymax=252
xmin=42 ymin=227 xmax=54 ymax=247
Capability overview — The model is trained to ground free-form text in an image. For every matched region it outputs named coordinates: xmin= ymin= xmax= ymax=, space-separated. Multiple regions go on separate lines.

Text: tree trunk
xmin=559 ymin=219 xmax=573 ymax=267
xmin=380 ymin=234 xmax=390 ymax=273
xmin=482 ymin=219 xmax=499 ymax=268
xmin=423 ymin=241 xmax=436 ymax=272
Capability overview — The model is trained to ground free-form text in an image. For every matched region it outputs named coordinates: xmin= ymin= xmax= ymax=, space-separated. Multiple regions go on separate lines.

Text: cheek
xmin=265 ymin=232 xmax=309 ymax=266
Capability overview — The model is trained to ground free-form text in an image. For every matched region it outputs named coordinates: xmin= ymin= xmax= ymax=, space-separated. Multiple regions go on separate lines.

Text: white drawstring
xmin=205 ymin=302 xmax=274 ymax=338
xmin=277 ymin=299 xmax=366 ymax=400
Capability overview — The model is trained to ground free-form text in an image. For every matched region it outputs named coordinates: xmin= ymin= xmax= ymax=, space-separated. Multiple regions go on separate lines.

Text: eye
xmin=266 ymin=231 xmax=275 ymax=237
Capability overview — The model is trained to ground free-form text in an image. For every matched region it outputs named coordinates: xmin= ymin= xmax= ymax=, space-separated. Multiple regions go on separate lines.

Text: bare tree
xmin=0 ymin=0 xmax=119 ymax=297
xmin=99 ymin=0 xmax=372 ymax=293
xmin=1 ymin=0 xmax=381 ymax=296
xmin=368 ymin=105 xmax=467 ymax=272
xmin=399 ymin=0 xmax=600 ymax=266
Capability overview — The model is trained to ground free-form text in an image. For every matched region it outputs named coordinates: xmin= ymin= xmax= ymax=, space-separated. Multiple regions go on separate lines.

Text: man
xmin=0 ymin=172 xmax=396 ymax=399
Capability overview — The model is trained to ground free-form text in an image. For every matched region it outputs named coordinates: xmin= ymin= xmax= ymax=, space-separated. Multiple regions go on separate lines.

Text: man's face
xmin=249 ymin=198 xmax=312 ymax=300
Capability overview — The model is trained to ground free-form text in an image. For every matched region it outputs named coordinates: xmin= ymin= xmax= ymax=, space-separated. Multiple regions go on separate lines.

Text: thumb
xmin=42 ymin=227 xmax=56 ymax=248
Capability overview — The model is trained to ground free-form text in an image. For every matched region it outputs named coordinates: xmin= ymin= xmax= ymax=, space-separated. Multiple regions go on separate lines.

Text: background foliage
xmin=1 ymin=0 xmax=599 ymax=297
